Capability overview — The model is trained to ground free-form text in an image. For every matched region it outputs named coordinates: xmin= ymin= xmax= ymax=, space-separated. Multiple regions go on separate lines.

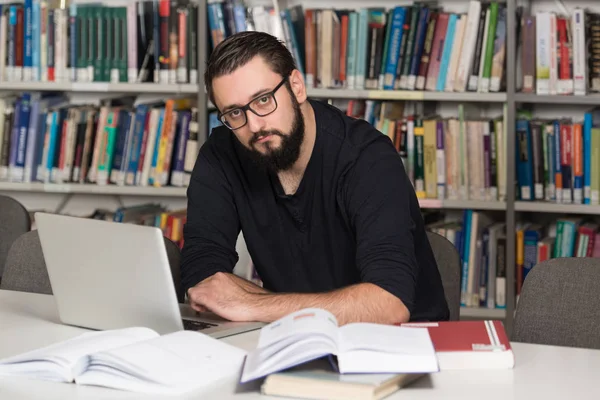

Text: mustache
xmin=250 ymin=130 xmax=284 ymax=145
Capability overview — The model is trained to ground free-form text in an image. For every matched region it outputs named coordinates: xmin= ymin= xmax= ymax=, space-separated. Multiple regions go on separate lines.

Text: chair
xmin=0 ymin=195 xmax=31 ymax=279
xmin=426 ymin=231 xmax=461 ymax=321
xmin=0 ymin=230 xmax=185 ymax=303
xmin=511 ymin=258 xmax=600 ymax=350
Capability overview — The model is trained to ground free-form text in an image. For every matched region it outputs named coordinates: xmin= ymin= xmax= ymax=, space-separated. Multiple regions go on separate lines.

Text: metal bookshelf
xmin=515 ymin=201 xmax=600 ymax=215
xmin=0 ymin=182 xmax=187 ymax=197
xmin=0 ymin=82 xmax=199 ymax=94
xmin=306 ymin=88 xmax=508 ymax=102
xmin=515 ymin=93 xmax=600 ymax=105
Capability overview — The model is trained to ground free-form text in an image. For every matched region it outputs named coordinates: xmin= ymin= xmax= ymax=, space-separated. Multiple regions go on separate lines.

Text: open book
xmin=241 ymin=308 xmax=439 ymax=383
xmin=0 ymin=327 xmax=246 ymax=395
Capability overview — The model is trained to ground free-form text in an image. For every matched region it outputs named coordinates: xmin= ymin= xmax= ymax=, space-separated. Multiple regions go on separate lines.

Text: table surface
xmin=0 ymin=289 xmax=598 ymax=400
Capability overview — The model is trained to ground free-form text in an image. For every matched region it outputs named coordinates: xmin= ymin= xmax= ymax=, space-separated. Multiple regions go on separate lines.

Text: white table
xmin=0 ymin=289 xmax=599 ymax=400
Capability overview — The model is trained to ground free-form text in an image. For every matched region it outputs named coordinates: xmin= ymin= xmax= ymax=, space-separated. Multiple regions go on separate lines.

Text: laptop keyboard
xmin=182 ymin=319 xmax=218 ymax=331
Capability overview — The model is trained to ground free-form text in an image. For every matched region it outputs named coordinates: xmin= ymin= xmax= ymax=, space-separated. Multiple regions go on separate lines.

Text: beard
xmin=239 ymin=94 xmax=305 ymax=173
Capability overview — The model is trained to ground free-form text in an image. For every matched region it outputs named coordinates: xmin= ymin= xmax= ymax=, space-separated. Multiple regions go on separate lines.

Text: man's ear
xmin=288 ymin=69 xmax=308 ymax=104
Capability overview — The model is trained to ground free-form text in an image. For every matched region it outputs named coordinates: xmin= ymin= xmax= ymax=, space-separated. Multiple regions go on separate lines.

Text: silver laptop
xmin=34 ymin=212 xmax=264 ymax=338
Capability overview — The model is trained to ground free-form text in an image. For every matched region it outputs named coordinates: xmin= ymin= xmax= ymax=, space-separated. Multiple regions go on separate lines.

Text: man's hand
xmin=187 ymin=272 xmax=268 ymax=321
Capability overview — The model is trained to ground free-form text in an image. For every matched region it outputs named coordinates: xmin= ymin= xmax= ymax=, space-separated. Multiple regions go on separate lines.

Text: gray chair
xmin=0 ymin=195 xmax=31 ymax=279
xmin=511 ymin=258 xmax=600 ymax=350
xmin=427 ymin=231 xmax=461 ymax=321
xmin=0 ymin=230 xmax=185 ymax=303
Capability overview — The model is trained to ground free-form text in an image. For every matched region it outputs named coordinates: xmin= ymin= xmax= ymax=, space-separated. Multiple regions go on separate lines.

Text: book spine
xmin=573 ymin=122 xmax=583 ymax=204
xmin=584 ymin=112 xmax=592 ymax=204
xmin=536 ymin=12 xmax=551 ymax=94
xmin=560 ymin=121 xmax=573 ymax=204
xmin=553 ymin=120 xmax=563 ymax=203
xmin=573 ymin=9 xmax=587 ymax=95
xmin=425 ymin=12 xmax=448 ymax=92
xmin=436 ymin=14 xmax=456 ymax=91
xmin=490 ymin=5 xmax=506 ymax=92
xmin=480 ymin=2 xmax=498 ymax=93
xmin=468 ymin=5 xmax=487 ymax=92
xmin=407 ymin=6 xmax=429 ymax=90
xmin=415 ymin=11 xmax=437 ymax=90
xmin=383 ymin=7 xmax=405 ymax=90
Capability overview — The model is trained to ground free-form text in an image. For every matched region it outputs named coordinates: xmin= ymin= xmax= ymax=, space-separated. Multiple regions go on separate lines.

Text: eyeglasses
xmin=218 ymin=76 xmax=288 ymax=130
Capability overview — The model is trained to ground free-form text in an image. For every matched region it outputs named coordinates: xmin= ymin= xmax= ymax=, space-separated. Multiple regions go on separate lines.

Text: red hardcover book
xmin=401 ymin=320 xmax=514 ymax=370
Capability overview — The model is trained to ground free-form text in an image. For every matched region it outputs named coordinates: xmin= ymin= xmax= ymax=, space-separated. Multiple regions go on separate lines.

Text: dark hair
xmin=204 ymin=31 xmax=297 ymax=106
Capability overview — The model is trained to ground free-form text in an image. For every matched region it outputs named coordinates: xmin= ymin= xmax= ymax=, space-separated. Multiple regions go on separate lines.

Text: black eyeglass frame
xmin=218 ymin=76 xmax=289 ymax=130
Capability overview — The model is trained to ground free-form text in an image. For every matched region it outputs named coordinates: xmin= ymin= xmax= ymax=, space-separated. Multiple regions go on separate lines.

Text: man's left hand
xmin=187 ymin=272 xmax=265 ymax=322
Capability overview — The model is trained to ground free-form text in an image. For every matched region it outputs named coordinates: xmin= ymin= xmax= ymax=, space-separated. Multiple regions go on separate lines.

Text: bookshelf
xmin=2 ymin=0 xmax=600 ymax=334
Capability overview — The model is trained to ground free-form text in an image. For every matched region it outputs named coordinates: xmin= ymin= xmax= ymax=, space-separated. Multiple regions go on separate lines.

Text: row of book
xmin=520 ymin=8 xmax=600 ymax=95
xmin=0 ymin=0 xmax=199 ymax=84
xmin=345 ymin=100 xmax=508 ymax=202
xmin=208 ymin=1 xmax=509 ymax=93
xmin=516 ymin=108 xmax=600 ymax=205
xmin=0 ymin=93 xmax=200 ymax=188
xmin=515 ymin=219 xmax=600 ymax=296
xmin=426 ymin=210 xmax=506 ymax=310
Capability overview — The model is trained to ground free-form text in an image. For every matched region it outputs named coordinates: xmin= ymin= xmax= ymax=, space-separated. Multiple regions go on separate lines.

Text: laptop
xmin=34 ymin=212 xmax=265 ymax=338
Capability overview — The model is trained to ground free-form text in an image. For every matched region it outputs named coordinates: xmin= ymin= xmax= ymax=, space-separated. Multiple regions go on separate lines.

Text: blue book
xmin=346 ymin=12 xmax=358 ymax=89
xmin=407 ymin=6 xmax=429 ymax=89
xmin=24 ymin=0 xmax=33 ymax=80
xmin=32 ymin=0 xmax=40 ymax=81
xmin=460 ymin=210 xmax=472 ymax=307
xmin=383 ymin=7 xmax=406 ymax=90
xmin=15 ymin=94 xmax=32 ymax=181
xmin=516 ymin=119 xmax=534 ymax=200
xmin=436 ymin=14 xmax=457 ymax=91
xmin=45 ymin=111 xmax=59 ymax=182
xmin=355 ymin=9 xmax=369 ymax=89
xmin=126 ymin=104 xmax=149 ymax=185
xmin=584 ymin=112 xmax=592 ymax=204
xmin=282 ymin=9 xmax=304 ymax=75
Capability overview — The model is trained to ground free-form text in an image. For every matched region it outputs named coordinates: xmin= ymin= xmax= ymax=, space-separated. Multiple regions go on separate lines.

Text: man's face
xmin=212 ymin=56 xmax=305 ymax=171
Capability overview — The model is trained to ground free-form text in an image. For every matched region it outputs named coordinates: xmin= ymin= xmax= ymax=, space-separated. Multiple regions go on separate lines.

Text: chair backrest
xmin=0 ymin=195 xmax=31 ymax=279
xmin=426 ymin=231 xmax=461 ymax=321
xmin=511 ymin=258 xmax=600 ymax=350
xmin=0 ymin=229 xmax=184 ymax=303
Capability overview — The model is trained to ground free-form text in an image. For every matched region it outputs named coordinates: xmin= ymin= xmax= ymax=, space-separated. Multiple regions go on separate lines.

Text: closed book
xmin=401 ymin=320 xmax=514 ymax=370
xmin=261 ymin=359 xmax=425 ymax=400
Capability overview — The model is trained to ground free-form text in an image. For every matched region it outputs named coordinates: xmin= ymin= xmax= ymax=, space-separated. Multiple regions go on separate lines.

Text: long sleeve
xmin=341 ymin=137 xmax=422 ymax=314
xmin=180 ymin=142 xmax=241 ymax=294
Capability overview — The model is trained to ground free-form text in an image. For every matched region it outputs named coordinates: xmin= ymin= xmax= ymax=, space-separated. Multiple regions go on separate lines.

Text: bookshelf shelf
xmin=0 ymin=82 xmax=199 ymax=94
xmin=460 ymin=307 xmax=506 ymax=319
xmin=0 ymin=182 xmax=187 ymax=197
xmin=419 ymin=199 xmax=506 ymax=211
xmin=515 ymin=201 xmax=600 ymax=215
xmin=514 ymin=93 xmax=600 ymax=105
xmin=306 ymin=88 xmax=507 ymax=102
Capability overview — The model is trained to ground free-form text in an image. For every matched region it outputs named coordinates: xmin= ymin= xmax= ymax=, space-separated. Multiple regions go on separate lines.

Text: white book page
xmin=240 ymin=308 xmax=340 ymax=383
xmin=75 ymin=331 xmax=246 ymax=395
xmin=0 ymin=327 xmax=158 ymax=383
xmin=256 ymin=308 xmax=339 ymax=349
xmin=241 ymin=334 xmax=335 ymax=383
xmin=338 ymin=324 xmax=435 ymax=355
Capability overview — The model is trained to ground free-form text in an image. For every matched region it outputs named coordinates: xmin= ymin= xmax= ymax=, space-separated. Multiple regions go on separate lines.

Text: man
xmin=181 ymin=31 xmax=449 ymax=325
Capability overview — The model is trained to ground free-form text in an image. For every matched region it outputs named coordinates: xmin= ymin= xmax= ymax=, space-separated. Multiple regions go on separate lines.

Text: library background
xmin=0 ymin=0 xmax=596 ymax=334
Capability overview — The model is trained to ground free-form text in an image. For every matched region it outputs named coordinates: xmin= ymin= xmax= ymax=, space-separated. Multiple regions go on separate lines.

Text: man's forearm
xmin=249 ymin=283 xmax=410 ymax=325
